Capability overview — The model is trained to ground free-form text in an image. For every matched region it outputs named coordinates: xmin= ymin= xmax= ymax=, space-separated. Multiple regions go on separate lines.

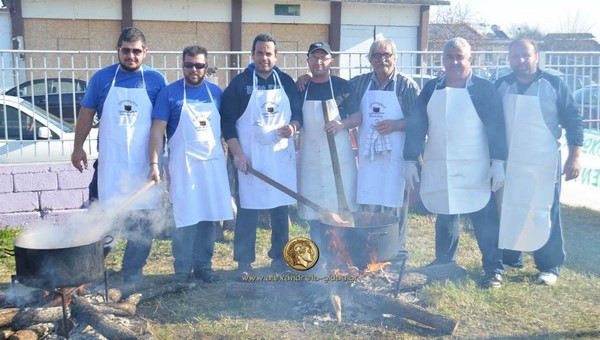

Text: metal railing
xmin=1 ymin=49 xmax=600 ymax=163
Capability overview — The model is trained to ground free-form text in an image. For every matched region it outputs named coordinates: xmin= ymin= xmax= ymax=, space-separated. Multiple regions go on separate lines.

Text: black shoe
xmin=483 ymin=273 xmax=503 ymax=288
xmin=173 ymin=272 xmax=192 ymax=283
xmin=194 ymin=268 xmax=219 ymax=283
xmin=123 ymin=270 xmax=144 ymax=284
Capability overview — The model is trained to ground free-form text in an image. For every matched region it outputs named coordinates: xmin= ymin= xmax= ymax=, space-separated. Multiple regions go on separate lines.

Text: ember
xmin=365 ymin=261 xmax=391 ymax=273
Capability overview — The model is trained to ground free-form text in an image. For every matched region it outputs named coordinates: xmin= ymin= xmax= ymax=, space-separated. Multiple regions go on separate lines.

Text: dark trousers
xmin=233 ymin=206 xmax=289 ymax=263
xmin=172 ymin=221 xmax=216 ymax=274
xmin=503 ymin=159 xmax=565 ymax=276
xmin=435 ymin=195 xmax=504 ymax=275
xmin=119 ymin=212 xmax=154 ymax=275
xmin=91 ymin=161 xmax=153 ymax=275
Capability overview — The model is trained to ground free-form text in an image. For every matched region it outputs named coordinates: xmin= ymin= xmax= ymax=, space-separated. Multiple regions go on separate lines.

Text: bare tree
xmin=506 ymin=24 xmax=546 ymax=40
xmin=558 ymin=11 xmax=596 ymax=35
xmin=431 ymin=3 xmax=485 ymax=26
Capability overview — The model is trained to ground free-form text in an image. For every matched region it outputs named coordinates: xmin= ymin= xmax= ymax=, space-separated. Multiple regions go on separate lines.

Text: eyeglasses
xmin=308 ymin=56 xmax=332 ymax=63
xmin=371 ymin=53 xmax=394 ymax=59
xmin=183 ymin=62 xmax=207 ymax=70
xmin=119 ymin=47 xmax=144 ymax=56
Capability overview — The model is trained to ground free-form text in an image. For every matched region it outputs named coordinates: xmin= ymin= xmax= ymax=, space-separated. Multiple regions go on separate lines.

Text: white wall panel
xmin=22 ymin=0 xmax=122 ymax=20
xmin=134 ymin=0 xmax=231 ymax=22
xmin=242 ymin=0 xmax=329 ymax=24
xmin=341 ymin=3 xmax=419 ymax=26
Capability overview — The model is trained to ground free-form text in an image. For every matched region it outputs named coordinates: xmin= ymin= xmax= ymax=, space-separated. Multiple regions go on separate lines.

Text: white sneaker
xmin=537 ymin=272 xmax=558 ymax=286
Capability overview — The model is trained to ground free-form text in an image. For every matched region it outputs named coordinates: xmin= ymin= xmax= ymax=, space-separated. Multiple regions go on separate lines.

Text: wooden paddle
xmin=246 ymin=166 xmax=351 ymax=226
xmin=322 ymin=100 xmax=356 ymax=227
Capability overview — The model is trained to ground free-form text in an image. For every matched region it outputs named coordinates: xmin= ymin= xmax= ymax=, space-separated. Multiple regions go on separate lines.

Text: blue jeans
xmin=503 ymin=159 xmax=565 ymax=276
xmin=172 ymin=221 xmax=216 ymax=274
xmin=233 ymin=206 xmax=289 ymax=263
xmin=120 ymin=212 xmax=154 ymax=275
xmin=434 ymin=195 xmax=504 ymax=275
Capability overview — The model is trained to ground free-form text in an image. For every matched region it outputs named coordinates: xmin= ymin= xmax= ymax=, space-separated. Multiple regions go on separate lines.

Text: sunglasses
xmin=371 ymin=53 xmax=393 ymax=59
xmin=183 ymin=62 xmax=207 ymax=70
xmin=119 ymin=47 xmax=144 ymax=56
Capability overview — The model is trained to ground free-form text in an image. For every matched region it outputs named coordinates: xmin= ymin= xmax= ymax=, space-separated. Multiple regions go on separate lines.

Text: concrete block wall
xmin=0 ymin=162 xmax=94 ymax=228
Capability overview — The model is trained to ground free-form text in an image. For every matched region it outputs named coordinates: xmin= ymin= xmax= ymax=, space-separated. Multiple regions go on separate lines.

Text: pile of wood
xmin=0 ymin=280 xmax=195 ymax=339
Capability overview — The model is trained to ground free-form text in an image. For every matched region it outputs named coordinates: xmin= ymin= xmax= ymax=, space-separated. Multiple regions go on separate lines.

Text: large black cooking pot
xmin=313 ymin=212 xmax=400 ymax=269
xmin=7 ymin=228 xmax=112 ymax=289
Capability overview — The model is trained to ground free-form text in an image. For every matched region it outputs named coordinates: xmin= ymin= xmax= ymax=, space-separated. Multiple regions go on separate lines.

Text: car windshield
xmin=18 ymin=100 xmax=74 ymax=133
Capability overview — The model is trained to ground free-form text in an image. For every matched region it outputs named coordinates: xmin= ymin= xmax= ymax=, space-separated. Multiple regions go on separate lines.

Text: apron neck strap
xmin=253 ymin=69 xmax=282 ymax=90
xmin=183 ymin=80 xmax=214 ymax=105
xmin=303 ymin=77 xmax=335 ymax=101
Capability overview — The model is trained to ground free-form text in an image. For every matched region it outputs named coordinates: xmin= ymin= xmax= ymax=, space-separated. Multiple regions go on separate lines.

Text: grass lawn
xmin=0 ymin=204 xmax=599 ymax=339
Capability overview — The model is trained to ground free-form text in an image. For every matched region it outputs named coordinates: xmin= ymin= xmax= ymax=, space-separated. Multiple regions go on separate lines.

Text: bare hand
xmin=375 ymin=119 xmax=405 ymax=135
xmin=562 ymin=156 xmax=581 ymax=181
xmin=234 ymin=154 xmax=250 ymax=174
xmin=148 ymin=165 xmax=161 ymax=183
xmin=71 ymin=148 xmax=88 ymax=173
xmin=296 ymin=74 xmax=312 ymax=92
xmin=277 ymin=124 xmax=296 ymax=139
xmin=325 ymin=120 xmax=345 ymax=135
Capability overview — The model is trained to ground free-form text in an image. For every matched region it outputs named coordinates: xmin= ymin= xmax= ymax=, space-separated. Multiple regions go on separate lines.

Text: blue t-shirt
xmin=81 ymin=64 xmax=167 ymax=118
xmin=152 ymin=79 xmax=223 ymax=139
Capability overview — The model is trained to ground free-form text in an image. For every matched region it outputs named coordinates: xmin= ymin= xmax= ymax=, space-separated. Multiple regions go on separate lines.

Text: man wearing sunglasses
xmin=71 ymin=27 xmax=168 ymax=284
xmin=221 ymin=33 xmax=303 ymax=277
xmin=148 ymin=45 xmax=233 ymax=283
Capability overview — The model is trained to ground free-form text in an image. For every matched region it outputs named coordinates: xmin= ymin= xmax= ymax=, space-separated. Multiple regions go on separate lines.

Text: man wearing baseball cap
xmin=297 ymin=41 xmax=359 ymax=255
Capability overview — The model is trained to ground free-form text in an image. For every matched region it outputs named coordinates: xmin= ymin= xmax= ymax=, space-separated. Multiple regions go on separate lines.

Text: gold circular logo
xmin=283 ymin=237 xmax=319 ymax=271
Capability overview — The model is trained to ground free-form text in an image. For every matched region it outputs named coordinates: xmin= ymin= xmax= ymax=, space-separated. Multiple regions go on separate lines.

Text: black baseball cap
xmin=308 ymin=42 xmax=332 ymax=56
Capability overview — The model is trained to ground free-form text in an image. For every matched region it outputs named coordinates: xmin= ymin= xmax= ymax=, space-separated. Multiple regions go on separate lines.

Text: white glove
xmin=490 ymin=160 xmax=505 ymax=192
xmin=404 ymin=161 xmax=420 ymax=191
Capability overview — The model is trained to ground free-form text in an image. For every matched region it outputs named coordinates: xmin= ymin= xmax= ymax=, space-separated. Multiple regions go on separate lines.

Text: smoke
xmin=14 ymin=180 xmax=172 ymax=250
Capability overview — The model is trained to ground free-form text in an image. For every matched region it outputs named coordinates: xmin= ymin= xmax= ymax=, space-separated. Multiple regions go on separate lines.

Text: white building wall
xmin=341 ymin=3 xmax=419 ymax=26
xmin=22 ymin=0 xmax=122 ymax=20
xmin=242 ymin=0 xmax=329 ymax=24
xmin=21 ymin=0 xmax=333 ymax=24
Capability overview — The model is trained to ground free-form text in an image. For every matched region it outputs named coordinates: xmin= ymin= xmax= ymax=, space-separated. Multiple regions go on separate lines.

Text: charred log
xmin=11 ymin=307 xmax=66 ymax=330
xmin=352 ymin=290 xmax=459 ymax=335
xmin=0 ymin=308 xmax=20 ymax=327
xmin=71 ymin=297 xmax=143 ymax=340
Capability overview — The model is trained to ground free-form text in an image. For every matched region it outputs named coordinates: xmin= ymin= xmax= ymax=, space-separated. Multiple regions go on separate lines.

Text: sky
xmin=431 ymin=0 xmax=600 ymax=39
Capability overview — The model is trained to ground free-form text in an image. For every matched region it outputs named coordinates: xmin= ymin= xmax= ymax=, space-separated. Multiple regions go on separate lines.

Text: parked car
xmin=0 ymin=95 xmax=98 ymax=163
xmin=574 ymin=84 xmax=600 ymax=124
xmin=4 ymin=78 xmax=87 ymax=124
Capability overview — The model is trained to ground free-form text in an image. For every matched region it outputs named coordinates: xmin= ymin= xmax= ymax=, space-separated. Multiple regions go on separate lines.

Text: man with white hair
xmin=404 ymin=37 xmax=507 ymax=288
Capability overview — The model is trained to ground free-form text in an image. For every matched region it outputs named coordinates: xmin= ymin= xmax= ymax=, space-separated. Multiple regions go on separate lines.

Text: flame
xmin=326 ymin=228 xmax=353 ymax=270
xmin=365 ymin=261 xmax=391 ymax=273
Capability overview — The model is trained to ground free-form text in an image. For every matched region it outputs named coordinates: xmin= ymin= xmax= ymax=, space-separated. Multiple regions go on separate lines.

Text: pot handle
xmin=1 ymin=247 xmax=15 ymax=257
xmin=367 ymin=231 xmax=388 ymax=237
xmin=103 ymin=235 xmax=114 ymax=246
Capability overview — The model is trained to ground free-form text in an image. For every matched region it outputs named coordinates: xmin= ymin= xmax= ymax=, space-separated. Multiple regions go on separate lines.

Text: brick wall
xmin=0 ymin=162 xmax=94 ymax=228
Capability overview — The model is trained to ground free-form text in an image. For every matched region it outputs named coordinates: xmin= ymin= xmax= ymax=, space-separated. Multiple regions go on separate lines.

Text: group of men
xmin=70 ymin=27 xmax=582 ymax=288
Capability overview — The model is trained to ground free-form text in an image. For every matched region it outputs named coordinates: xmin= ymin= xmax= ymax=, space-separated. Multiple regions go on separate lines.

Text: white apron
xmin=420 ymin=86 xmax=490 ymax=214
xmin=98 ymin=66 xmax=162 ymax=210
xmin=498 ymin=85 xmax=557 ymax=251
xmin=236 ymin=70 xmax=297 ymax=209
xmin=357 ymin=77 xmax=406 ymax=208
xmin=298 ymin=80 xmax=357 ymax=220
xmin=168 ymin=81 xmax=234 ymax=228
